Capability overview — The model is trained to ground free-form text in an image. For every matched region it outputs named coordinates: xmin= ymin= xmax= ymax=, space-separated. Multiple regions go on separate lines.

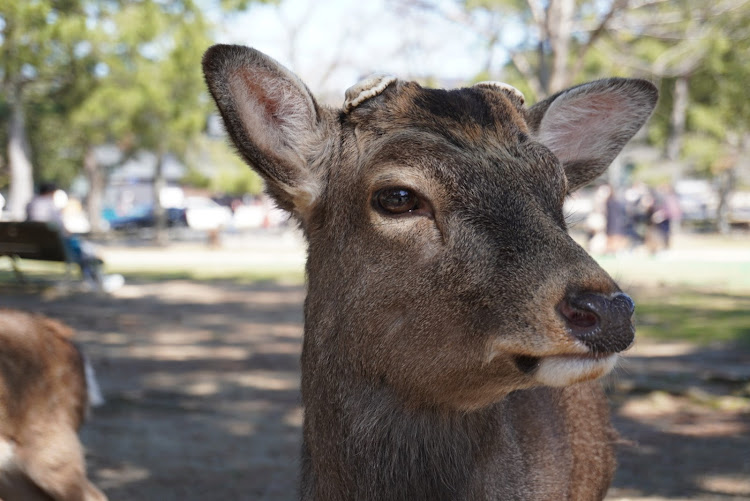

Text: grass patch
xmin=597 ymin=255 xmax=750 ymax=293
xmin=0 ymin=258 xmax=306 ymax=286
xmin=634 ymin=288 xmax=750 ymax=346
xmin=5 ymin=247 xmax=748 ymax=349
xmin=0 ymin=261 xmax=80 ymax=284
xmin=117 ymin=268 xmax=305 ymax=284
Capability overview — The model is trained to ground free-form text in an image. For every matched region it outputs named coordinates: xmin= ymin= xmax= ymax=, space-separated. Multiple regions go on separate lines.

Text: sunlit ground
xmin=0 ymin=229 xmax=748 ymax=500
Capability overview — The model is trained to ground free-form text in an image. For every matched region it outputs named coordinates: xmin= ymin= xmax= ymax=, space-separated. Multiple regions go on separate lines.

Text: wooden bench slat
xmin=0 ymin=222 xmax=72 ymax=263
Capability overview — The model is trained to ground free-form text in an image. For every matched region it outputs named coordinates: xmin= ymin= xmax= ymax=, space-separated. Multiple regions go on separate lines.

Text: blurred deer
xmin=0 ymin=309 xmax=107 ymax=501
xmin=203 ymin=45 xmax=657 ymax=500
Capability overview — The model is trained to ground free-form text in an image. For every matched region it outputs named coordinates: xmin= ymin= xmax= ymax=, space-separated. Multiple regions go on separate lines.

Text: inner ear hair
xmin=203 ymin=44 xmax=327 ymax=215
xmin=528 ymin=78 xmax=657 ymax=191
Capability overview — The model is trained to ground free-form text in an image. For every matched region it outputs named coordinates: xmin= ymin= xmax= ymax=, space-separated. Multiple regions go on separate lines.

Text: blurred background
xmin=2 ymin=0 xmax=750 ymax=236
xmin=1 ymin=1 xmax=749 ymax=500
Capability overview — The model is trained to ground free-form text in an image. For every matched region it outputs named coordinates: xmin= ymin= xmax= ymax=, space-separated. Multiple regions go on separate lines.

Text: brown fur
xmin=0 ymin=309 xmax=106 ymax=501
xmin=203 ymin=45 xmax=658 ymax=500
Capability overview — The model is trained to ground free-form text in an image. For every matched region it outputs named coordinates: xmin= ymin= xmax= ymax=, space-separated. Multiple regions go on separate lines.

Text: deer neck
xmin=301 ymin=339 xmax=530 ymax=501
xmin=300 ymin=266 xmax=537 ymax=499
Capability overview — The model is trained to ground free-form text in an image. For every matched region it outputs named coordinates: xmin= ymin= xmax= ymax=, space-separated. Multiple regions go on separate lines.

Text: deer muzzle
xmin=510 ymin=292 xmax=636 ymax=388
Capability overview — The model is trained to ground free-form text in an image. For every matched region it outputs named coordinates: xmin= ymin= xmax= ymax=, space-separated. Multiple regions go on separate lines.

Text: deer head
xmin=203 ymin=45 xmax=656 ymax=412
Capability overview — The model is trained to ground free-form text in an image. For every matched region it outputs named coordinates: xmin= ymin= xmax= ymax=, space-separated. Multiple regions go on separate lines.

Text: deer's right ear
xmin=202 ymin=45 xmax=328 ymax=214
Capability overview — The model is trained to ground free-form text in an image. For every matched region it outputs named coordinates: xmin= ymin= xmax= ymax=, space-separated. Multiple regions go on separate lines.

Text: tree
xmin=0 ymin=0 xmax=93 ymax=220
xmin=684 ymin=5 xmax=750 ymax=232
xmin=2 ymin=0 xmax=272 ymax=235
xmin=403 ymin=0 xmax=750 ymax=232
xmin=185 ymin=134 xmax=265 ymax=196
xmin=594 ymin=0 xmax=750 ymax=230
xmin=64 ymin=1 xmax=215 ymax=238
xmin=401 ymin=0 xmax=633 ymax=99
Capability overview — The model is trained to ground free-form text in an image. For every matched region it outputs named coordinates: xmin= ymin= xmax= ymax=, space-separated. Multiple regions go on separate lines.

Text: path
xmin=1 ymin=276 xmax=748 ymax=500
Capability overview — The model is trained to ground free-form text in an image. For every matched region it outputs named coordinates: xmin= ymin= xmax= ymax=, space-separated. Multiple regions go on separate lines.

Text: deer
xmin=202 ymin=44 xmax=657 ymax=500
xmin=0 ymin=309 xmax=107 ymax=501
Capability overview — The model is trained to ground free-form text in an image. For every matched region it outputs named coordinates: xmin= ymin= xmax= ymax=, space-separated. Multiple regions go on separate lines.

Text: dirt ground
xmin=1 ymin=279 xmax=749 ymax=501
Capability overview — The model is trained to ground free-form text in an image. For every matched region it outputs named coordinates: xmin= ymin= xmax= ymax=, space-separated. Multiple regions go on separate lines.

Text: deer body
xmin=0 ymin=309 xmax=106 ymax=501
xmin=203 ymin=45 xmax=657 ymax=500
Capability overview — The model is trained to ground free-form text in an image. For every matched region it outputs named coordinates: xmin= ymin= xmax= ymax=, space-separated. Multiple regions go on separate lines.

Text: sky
xmin=214 ymin=0 xmax=499 ymax=102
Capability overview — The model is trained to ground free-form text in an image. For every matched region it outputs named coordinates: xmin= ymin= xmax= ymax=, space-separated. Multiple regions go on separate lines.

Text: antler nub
xmin=473 ymin=81 xmax=525 ymax=105
xmin=344 ymin=74 xmax=397 ymax=112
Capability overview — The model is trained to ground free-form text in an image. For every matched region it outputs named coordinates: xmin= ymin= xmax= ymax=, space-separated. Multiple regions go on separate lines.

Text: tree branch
xmin=510 ymin=52 xmax=545 ymax=99
xmin=570 ymin=0 xmax=629 ymax=79
xmin=525 ymin=0 xmax=546 ymax=29
xmin=577 ymin=1 xmax=627 ymax=55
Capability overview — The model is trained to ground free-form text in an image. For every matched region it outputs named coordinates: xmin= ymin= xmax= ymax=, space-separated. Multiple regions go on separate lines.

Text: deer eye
xmin=374 ymin=188 xmax=421 ymax=215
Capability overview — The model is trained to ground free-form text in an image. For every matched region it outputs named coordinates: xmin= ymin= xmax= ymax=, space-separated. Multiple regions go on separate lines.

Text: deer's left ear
xmin=527 ymin=78 xmax=658 ymax=192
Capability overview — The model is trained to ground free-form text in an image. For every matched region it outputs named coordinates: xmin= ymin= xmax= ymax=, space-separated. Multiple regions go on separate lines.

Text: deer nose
xmin=558 ymin=292 xmax=635 ymax=354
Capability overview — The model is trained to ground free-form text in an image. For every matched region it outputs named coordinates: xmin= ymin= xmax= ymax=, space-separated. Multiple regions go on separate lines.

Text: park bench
xmin=0 ymin=221 xmax=79 ymax=285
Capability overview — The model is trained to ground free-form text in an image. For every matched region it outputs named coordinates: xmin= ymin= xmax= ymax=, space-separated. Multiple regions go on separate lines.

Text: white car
xmin=232 ymin=204 xmax=266 ymax=229
xmin=184 ymin=196 xmax=233 ymax=231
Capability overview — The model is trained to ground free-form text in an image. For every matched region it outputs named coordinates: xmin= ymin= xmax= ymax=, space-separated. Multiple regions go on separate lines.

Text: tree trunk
xmin=7 ymin=93 xmax=34 ymax=221
xmin=537 ymin=40 xmax=549 ymax=96
xmin=715 ymin=132 xmax=744 ymax=235
xmin=84 ymin=146 xmax=105 ymax=234
xmin=666 ymin=76 xmax=689 ymax=182
xmin=715 ymin=166 xmax=735 ymax=235
xmin=153 ymin=149 xmax=168 ymax=245
xmin=546 ymin=0 xmax=575 ymax=94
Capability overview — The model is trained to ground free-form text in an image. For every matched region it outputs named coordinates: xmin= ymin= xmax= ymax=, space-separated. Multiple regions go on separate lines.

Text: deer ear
xmin=202 ymin=44 xmax=328 ymax=214
xmin=527 ymin=78 xmax=658 ymax=192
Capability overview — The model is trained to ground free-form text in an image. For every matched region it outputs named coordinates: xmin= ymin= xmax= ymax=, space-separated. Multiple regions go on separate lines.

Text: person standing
xmin=604 ymin=185 xmax=628 ymax=254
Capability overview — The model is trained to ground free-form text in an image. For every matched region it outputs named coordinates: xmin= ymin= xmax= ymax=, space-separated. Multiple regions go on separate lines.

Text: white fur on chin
xmin=534 ymin=354 xmax=618 ymax=387
xmin=0 ymin=439 xmax=16 ymax=472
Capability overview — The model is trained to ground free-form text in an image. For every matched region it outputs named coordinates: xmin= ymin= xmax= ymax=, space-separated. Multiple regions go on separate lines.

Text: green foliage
xmin=1 ymin=0 xmax=265 ymax=195
xmin=71 ymin=0 xmax=214 ymax=158
xmin=636 ymin=290 xmax=750 ymax=347
xmin=688 ymin=104 xmax=725 ymax=141
xmin=459 ymin=0 xmax=750 ymax=182
xmin=214 ymin=166 xmax=264 ymax=196
xmin=185 ymin=136 xmax=264 ymax=195
xmin=690 ymin=26 xmax=750 ymax=136
xmin=463 ymin=0 xmax=525 ymax=11
xmin=681 ymin=134 xmax=722 ymax=171
xmin=591 ymin=0 xmax=750 ymax=175
xmin=0 ymin=0 xmax=98 ymax=187
xmin=220 ymin=0 xmax=278 ymax=10
xmin=181 ymin=166 xmax=212 ymax=190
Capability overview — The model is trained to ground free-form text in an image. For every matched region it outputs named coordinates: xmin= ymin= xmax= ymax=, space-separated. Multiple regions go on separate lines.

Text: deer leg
xmin=0 ymin=470 xmax=56 ymax=501
xmin=15 ymin=429 xmax=106 ymax=501
xmin=0 ymin=437 xmax=54 ymax=501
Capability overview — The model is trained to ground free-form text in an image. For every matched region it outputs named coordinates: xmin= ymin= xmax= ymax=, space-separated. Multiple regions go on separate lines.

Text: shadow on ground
xmin=1 ymin=279 xmax=305 ymax=501
xmin=606 ymin=344 xmax=750 ymax=500
xmin=1 ymin=279 xmax=748 ymax=500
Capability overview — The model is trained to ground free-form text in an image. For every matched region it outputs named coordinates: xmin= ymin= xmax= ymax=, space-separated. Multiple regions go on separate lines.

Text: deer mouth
xmin=513 ymin=355 xmax=542 ymax=374
xmin=513 ymin=352 xmax=619 ymax=386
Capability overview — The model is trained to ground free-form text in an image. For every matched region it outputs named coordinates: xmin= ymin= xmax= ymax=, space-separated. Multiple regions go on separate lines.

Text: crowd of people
xmin=585 ymin=182 xmax=682 ymax=256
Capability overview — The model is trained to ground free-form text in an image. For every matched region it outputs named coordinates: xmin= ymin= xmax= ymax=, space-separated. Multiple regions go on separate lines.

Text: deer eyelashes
xmin=372 ymin=187 xmax=432 ymax=218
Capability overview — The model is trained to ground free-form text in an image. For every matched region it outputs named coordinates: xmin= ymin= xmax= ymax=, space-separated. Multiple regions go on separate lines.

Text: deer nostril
xmin=559 ymin=300 xmax=599 ymax=330
xmin=558 ymin=292 xmax=635 ymax=354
